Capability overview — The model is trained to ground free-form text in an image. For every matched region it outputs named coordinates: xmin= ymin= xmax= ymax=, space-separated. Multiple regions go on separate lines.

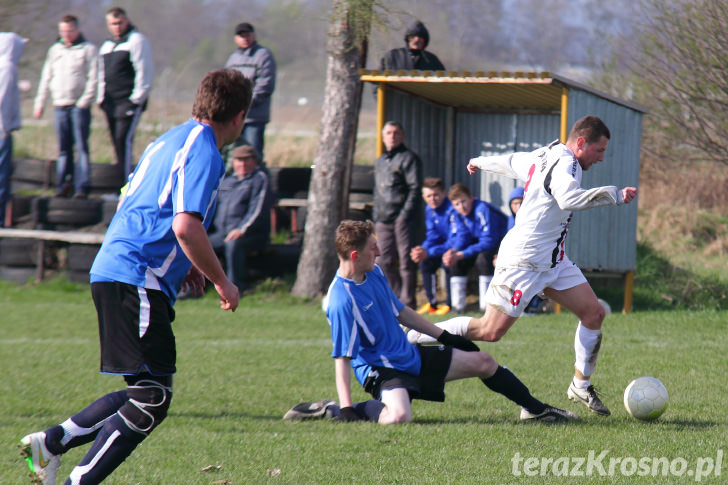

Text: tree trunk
xmin=291 ymin=0 xmax=371 ymax=298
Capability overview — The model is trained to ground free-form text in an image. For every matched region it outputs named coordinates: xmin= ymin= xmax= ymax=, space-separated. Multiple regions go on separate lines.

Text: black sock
xmin=353 ymin=400 xmax=385 ymax=422
xmin=482 ymin=366 xmax=546 ymax=414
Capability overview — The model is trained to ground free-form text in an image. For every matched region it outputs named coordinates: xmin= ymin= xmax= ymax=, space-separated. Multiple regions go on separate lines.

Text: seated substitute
xmin=410 ymin=177 xmax=456 ymax=315
xmin=443 ymin=183 xmax=507 ymax=313
xmin=283 ymin=220 xmax=578 ymax=424
xmin=208 ymin=145 xmax=273 ymax=292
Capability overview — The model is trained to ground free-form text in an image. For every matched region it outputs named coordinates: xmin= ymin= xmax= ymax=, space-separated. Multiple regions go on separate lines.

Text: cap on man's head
xmin=231 ymin=145 xmax=258 ymax=161
xmin=235 ymin=22 xmax=255 ymax=35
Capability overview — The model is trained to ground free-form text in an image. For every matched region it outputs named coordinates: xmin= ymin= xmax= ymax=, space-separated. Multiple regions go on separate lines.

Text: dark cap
xmin=231 ymin=145 xmax=258 ymax=160
xmin=235 ymin=22 xmax=255 ymax=35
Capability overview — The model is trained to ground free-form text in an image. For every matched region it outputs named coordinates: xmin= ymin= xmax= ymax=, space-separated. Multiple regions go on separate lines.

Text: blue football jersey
xmin=90 ymin=119 xmax=225 ymax=302
xmin=324 ymin=264 xmax=421 ymax=386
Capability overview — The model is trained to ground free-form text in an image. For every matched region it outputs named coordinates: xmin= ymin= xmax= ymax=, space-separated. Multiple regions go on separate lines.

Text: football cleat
xmin=520 ymin=405 xmax=580 ymax=422
xmin=417 ymin=303 xmax=436 ymax=315
xmin=568 ymin=382 xmax=611 ymax=416
xmin=19 ymin=431 xmax=61 ymax=485
xmin=433 ymin=304 xmax=451 ymax=315
xmin=283 ymin=399 xmax=336 ymax=421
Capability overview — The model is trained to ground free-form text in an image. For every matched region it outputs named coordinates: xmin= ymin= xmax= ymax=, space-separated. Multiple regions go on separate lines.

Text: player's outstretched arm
xmin=621 ymin=186 xmax=637 ymax=204
xmin=172 ymin=212 xmax=239 ymax=311
xmin=467 ymin=158 xmax=481 ymax=175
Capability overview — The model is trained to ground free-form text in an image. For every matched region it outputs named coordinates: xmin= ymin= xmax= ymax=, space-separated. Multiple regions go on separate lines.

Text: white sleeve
xmin=129 ymin=34 xmax=153 ymax=105
xmin=549 ymin=161 xmax=624 ymax=211
xmin=470 ymin=150 xmax=541 ymax=182
xmin=34 ymin=48 xmax=54 ymax=112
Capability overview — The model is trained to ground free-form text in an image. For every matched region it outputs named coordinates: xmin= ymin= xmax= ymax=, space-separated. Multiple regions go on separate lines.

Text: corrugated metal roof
xmin=360 ymin=69 xmax=648 ymax=113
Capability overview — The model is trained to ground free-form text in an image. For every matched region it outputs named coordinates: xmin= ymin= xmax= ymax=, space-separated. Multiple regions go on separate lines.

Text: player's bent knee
xmin=476 ymin=352 xmax=498 ymax=377
xmin=379 ymin=407 xmax=411 ymax=425
xmin=582 ymin=304 xmax=605 ymax=329
xmin=119 ymin=379 xmax=173 ymax=434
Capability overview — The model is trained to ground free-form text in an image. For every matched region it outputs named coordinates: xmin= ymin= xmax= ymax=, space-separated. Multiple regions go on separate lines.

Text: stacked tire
xmin=0 ymin=238 xmax=59 ymax=284
xmin=66 ymin=243 xmax=101 ymax=283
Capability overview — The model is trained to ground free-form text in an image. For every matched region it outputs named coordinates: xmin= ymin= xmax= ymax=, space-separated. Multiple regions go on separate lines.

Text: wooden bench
xmin=271 ymin=198 xmax=372 ymax=234
xmin=0 ymin=228 xmax=104 ymax=281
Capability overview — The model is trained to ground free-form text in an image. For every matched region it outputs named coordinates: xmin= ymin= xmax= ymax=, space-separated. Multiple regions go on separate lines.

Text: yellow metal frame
xmin=376 ymin=83 xmax=386 ymax=157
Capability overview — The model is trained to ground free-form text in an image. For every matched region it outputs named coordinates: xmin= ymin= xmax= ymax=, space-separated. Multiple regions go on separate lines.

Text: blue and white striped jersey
xmin=90 ymin=119 xmax=225 ymax=302
xmin=324 ymin=264 xmax=420 ymax=387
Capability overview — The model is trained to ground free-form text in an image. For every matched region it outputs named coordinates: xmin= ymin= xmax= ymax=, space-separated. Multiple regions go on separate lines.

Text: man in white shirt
xmin=34 ymin=14 xmax=97 ymax=198
xmin=409 ymin=115 xmax=637 ymax=417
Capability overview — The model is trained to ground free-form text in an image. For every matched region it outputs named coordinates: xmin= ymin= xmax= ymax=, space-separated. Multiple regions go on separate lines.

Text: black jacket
xmin=373 ymin=144 xmax=422 ymax=223
xmin=380 ymin=47 xmax=445 ymax=72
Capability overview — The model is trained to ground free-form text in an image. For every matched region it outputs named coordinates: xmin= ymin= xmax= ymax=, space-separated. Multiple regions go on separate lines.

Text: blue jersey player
xmin=284 ymin=220 xmax=578 ymax=424
xmin=19 ymin=69 xmax=252 ymax=485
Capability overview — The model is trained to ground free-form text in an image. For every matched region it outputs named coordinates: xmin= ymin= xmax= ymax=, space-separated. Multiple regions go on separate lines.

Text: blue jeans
xmin=55 ymin=106 xmax=91 ymax=194
xmin=242 ymin=121 xmax=267 ymax=161
xmin=0 ymin=134 xmax=12 ymax=226
xmin=209 ymin=230 xmax=268 ymax=291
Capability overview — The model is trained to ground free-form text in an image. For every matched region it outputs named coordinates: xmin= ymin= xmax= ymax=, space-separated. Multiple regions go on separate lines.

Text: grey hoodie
xmin=0 ymin=32 xmax=25 ymax=135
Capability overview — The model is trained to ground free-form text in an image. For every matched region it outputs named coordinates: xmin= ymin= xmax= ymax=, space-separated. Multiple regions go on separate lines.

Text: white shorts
xmin=485 ymin=257 xmax=587 ymax=317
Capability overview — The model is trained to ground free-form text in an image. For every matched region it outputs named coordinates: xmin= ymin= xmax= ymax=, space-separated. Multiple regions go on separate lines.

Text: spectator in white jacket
xmin=34 ymin=15 xmax=97 ymax=198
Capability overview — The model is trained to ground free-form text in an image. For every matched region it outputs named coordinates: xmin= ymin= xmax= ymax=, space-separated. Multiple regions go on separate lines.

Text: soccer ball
xmin=623 ymin=376 xmax=668 ymax=420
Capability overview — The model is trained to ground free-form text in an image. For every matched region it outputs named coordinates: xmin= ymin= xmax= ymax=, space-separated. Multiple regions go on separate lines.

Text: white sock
xmin=572 ymin=377 xmax=590 ymax=389
xmin=409 ymin=316 xmax=472 ymax=345
xmin=478 ymin=275 xmax=492 ymax=311
xmin=574 ymin=322 xmax=602 ymax=377
xmin=450 ymin=276 xmax=467 ymax=313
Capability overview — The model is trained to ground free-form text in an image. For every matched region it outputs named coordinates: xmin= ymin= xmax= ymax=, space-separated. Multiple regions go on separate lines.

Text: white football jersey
xmin=471 ymin=141 xmax=624 ymax=271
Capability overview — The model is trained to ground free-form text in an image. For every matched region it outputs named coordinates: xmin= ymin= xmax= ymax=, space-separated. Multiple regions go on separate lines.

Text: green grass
xmin=1 ymin=277 xmax=726 ymax=483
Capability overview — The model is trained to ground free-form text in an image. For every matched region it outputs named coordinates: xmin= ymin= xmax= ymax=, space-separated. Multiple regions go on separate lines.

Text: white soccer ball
xmin=623 ymin=376 xmax=668 ymax=420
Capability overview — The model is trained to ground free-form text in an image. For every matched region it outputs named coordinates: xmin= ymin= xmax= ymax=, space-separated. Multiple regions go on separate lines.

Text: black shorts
xmin=363 ymin=345 xmax=453 ymax=402
xmin=92 ymin=282 xmax=176 ymax=376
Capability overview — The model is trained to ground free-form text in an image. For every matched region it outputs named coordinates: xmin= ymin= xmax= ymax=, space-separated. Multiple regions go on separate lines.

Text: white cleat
xmin=19 ymin=431 xmax=61 ymax=485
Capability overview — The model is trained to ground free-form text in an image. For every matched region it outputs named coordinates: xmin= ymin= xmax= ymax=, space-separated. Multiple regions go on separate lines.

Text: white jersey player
xmin=410 ymin=115 xmax=637 ymax=416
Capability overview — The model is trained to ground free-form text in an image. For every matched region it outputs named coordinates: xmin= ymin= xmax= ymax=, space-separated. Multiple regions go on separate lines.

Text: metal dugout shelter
xmin=360 ymin=69 xmax=647 ymax=313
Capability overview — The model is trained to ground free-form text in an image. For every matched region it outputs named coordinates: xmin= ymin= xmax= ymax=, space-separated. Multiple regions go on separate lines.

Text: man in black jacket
xmin=373 ymin=121 xmax=422 ymax=309
xmin=380 ymin=20 xmax=445 ymax=72
xmin=98 ymin=6 xmax=153 ymax=183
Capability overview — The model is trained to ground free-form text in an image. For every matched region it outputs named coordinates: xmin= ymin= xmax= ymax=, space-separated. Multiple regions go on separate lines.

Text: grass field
xmin=1 ymin=278 xmax=726 ymax=484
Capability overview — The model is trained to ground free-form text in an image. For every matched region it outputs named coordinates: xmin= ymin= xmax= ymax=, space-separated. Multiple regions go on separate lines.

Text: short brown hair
xmin=568 ymin=115 xmax=610 ymax=144
xmin=192 ymin=69 xmax=252 ymax=123
xmin=335 ymin=220 xmax=374 ymax=260
xmin=422 ymin=177 xmax=444 ymax=192
xmin=60 ymin=15 xmax=78 ymax=26
xmin=448 ymin=183 xmax=472 ymax=201
xmin=106 ymin=6 xmax=127 ymax=18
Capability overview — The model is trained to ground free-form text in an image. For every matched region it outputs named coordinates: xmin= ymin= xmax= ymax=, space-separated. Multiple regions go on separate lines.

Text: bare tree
xmin=633 ymin=0 xmax=728 ymax=166
xmin=291 ymin=0 xmax=375 ymax=298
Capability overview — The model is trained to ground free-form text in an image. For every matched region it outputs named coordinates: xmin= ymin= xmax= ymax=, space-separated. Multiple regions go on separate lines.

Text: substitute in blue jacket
xmin=19 ymin=69 xmax=251 ymax=485
xmin=208 ymin=145 xmax=273 ymax=292
xmin=443 ymin=183 xmax=507 ymax=313
xmin=410 ymin=177 xmax=455 ymax=315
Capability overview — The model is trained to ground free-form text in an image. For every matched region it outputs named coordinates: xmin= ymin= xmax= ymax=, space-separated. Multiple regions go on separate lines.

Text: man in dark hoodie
xmin=98 ymin=6 xmax=154 ymax=183
xmin=380 ymin=20 xmax=445 ymax=72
